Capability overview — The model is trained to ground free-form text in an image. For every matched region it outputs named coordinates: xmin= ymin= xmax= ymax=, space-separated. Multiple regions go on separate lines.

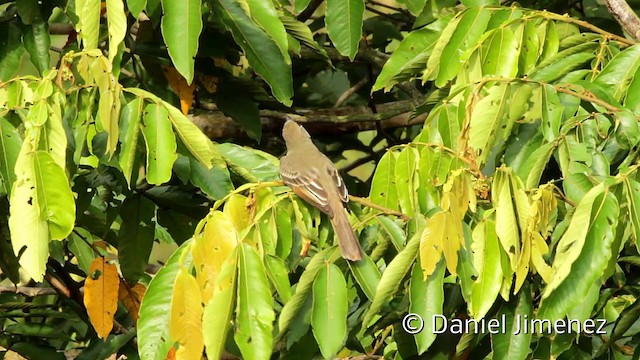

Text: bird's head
xmin=282 ymin=117 xmax=311 ymax=145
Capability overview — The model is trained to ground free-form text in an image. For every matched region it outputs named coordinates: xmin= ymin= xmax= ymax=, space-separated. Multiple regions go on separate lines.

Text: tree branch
xmin=604 ymin=0 xmax=640 ymax=41
xmin=0 ymin=286 xmax=58 ymax=297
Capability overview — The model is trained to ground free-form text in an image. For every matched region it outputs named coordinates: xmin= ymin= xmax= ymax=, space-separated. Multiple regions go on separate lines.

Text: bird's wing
xmin=327 ymin=162 xmax=349 ymax=204
xmin=280 ymin=157 xmax=333 ymax=215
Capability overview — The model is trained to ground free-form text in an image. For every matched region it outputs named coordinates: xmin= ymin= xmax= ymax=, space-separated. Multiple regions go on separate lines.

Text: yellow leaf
xmin=163 ymin=66 xmax=195 ymax=115
xmin=492 ymin=168 xmax=520 ymax=272
xmin=118 ymin=281 xmax=146 ymax=323
xmin=84 ymin=258 xmax=119 ymax=339
xmin=419 ymin=212 xmax=446 ymax=278
xmin=169 ymin=268 xmax=204 ymax=360
xmin=513 ymin=233 xmax=531 ymax=293
xmin=192 ymin=211 xmax=238 ymax=303
xmin=442 ymin=211 xmax=462 ymax=275
xmin=223 ymin=194 xmax=251 ymax=231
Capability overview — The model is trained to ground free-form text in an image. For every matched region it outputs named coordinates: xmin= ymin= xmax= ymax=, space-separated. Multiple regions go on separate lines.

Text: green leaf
xmin=376 ymin=215 xmax=406 ymax=251
xmin=218 ymin=143 xmax=281 ymax=182
xmin=0 ymin=114 xmax=22 ymax=196
xmin=106 ymin=0 xmax=127 ymax=63
xmin=188 ymin=157 xmax=234 ymax=200
xmin=468 ymin=83 xmax=511 ymax=165
xmin=235 ymin=243 xmax=275 ymax=360
xmin=142 ymin=103 xmax=178 ymax=185
xmin=370 ymin=151 xmax=399 ymax=211
xmin=0 ymin=22 xmax=25 ymax=81
xmin=471 ymin=219 xmax=503 ymax=319
xmin=372 ymin=21 xmax=443 ymax=92
xmin=22 ymin=17 xmax=51 ymax=75
xmin=481 ymin=25 xmax=519 ymax=78
xmin=278 ymin=247 xmax=340 ymax=336
xmin=397 ymin=0 xmax=427 ymax=16
xmin=138 ymin=240 xmax=192 ymax=360
xmin=529 ymin=44 xmax=597 ymax=82
xmin=409 ymin=259 xmax=445 ymax=354
xmin=539 ymin=192 xmax=618 ymax=320
xmin=79 ymin=0 xmax=101 ymax=49
xmin=311 ymin=263 xmax=348 ymax=359
xmin=8 ymin=150 xmax=75 ymax=281
xmin=265 ymin=254 xmax=292 ymax=302
xmin=164 ymin=103 xmax=217 ymax=168
xmin=362 ymin=216 xmax=424 ymax=329
xmin=212 ymin=0 xmax=293 ymax=105
xmin=203 ymin=248 xmax=238 ymax=360
xmin=127 ymin=0 xmax=147 ymax=18
xmin=246 ymin=0 xmax=290 ymax=63
xmin=594 ymin=44 xmax=640 ymax=101
xmin=117 ymin=195 xmax=156 ymax=283
xmin=434 ymin=7 xmax=491 ymax=87
xmin=16 ymin=0 xmax=40 ymax=24
xmin=611 ymin=298 xmax=640 ymax=342
xmin=395 ymin=146 xmax=419 ymax=216
xmin=118 ymin=98 xmax=144 ymax=187
xmin=325 ymin=0 xmax=365 ymax=60
xmin=280 ymin=15 xmax=327 ymax=58
xmin=491 ymin=285 xmax=533 ymax=360
xmin=348 ymin=254 xmax=381 ymax=301
xmin=161 ymin=0 xmax=202 ymax=83
xmin=68 ymin=230 xmax=95 ymax=274
xmin=624 ymin=178 xmax=640 ymax=253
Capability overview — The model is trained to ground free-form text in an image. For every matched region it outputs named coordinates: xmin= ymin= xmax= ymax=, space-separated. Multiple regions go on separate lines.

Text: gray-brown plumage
xmin=279 ymin=119 xmax=363 ymax=261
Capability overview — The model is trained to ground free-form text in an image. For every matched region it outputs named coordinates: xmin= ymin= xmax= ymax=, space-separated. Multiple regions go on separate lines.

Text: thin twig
xmin=349 ymin=195 xmax=410 ymax=221
xmin=0 ymin=286 xmax=58 ymax=297
xmin=334 ymin=75 xmax=369 ymax=108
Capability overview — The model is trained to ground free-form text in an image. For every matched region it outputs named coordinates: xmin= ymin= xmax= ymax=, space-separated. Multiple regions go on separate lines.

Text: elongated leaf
xmin=22 ymin=17 xmax=51 ymax=75
xmin=376 ymin=216 xmax=406 ymax=251
xmin=80 ymin=0 xmax=101 ymax=49
xmin=481 ymin=26 xmax=519 ymax=78
xmin=373 ymin=25 xmax=442 ymax=92
xmin=193 ymin=211 xmax=238 ymax=303
xmin=265 ymin=255 xmax=292 ymax=302
xmin=594 ymin=44 xmax=640 ymax=101
xmin=212 ymin=0 xmax=293 ymax=105
xmin=539 ymin=192 xmax=618 ymax=320
xmin=0 ymin=114 xmax=22 ymax=196
xmin=119 ymin=98 xmax=144 ymax=187
xmin=161 ymin=0 xmax=202 ymax=83
xmin=434 ymin=7 xmax=492 ymax=87
xmin=142 ymin=103 xmax=178 ymax=185
xmin=311 ymin=263 xmax=348 ymax=359
xmin=169 ymin=268 xmax=204 ymax=360
xmin=471 ymin=220 xmax=503 ymax=319
xmin=165 ymin=104 xmax=217 ymax=167
xmin=362 ymin=216 xmax=424 ymax=329
xmin=410 ymin=259 xmax=445 ymax=354
xmin=106 ymin=0 xmax=127 ymax=63
xmin=491 ymin=285 xmax=533 ymax=360
xmin=370 ymin=151 xmax=399 ymax=211
xmin=138 ymin=240 xmax=192 ymax=360
xmin=543 ymin=184 xmax=604 ymax=296
xmin=624 ymin=178 xmax=640 ymax=252
xmin=326 ymin=0 xmax=364 ymax=60
xmin=84 ymin=258 xmax=120 ymax=339
xmin=348 ymin=254 xmax=381 ymax=301
xmin=419 ymin=212 xmax=445 ymax=277
xmin=203 ymin=249 xmax=238 ymax=360
xmin=246 ymin=0 xmax=289 ymax=63
xmin=395 ymin=146 xmax=419 ymax=217
xmin=188 ymin=157 xmax=234 ymax=200
xmin=468 ymin=83 xmax=510 ymax=165
xmin=235 ymin=243 xmax=275 ymax=360
xmin=127 ymin=0 xmax=147 ymax=18
xmin=0 ymin=22 xmax=25 ymax=81
xmin=278 ymin=247 xmax=340 ymax=336
xmin=117 ymin=195 xmax=156 ymax=283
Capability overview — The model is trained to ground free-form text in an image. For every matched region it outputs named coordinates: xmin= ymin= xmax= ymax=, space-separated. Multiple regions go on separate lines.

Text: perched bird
xmin=279 ymin=119 xmax=363 ymax=261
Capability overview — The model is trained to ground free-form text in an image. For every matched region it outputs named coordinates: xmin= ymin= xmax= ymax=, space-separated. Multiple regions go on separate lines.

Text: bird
xmin=279 ymin=118 xmax=363 ymax=261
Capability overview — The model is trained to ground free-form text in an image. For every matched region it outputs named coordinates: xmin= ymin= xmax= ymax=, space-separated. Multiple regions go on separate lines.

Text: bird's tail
xmin=330 ymin=210 xmax=363 ymax=261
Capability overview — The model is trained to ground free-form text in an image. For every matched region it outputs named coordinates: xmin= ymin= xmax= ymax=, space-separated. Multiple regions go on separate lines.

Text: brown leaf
xmin=163 ymin=66 xmax=195 ymax=115
xmin=118 ymin=281 xmax=146 ymax=323
xmin=84 ymin=257 xmax=120 ymax=339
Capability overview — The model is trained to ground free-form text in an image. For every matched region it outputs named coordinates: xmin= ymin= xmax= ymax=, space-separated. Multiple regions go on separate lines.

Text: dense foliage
xmin=1 ymin=0 xmax=640 ymax=359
